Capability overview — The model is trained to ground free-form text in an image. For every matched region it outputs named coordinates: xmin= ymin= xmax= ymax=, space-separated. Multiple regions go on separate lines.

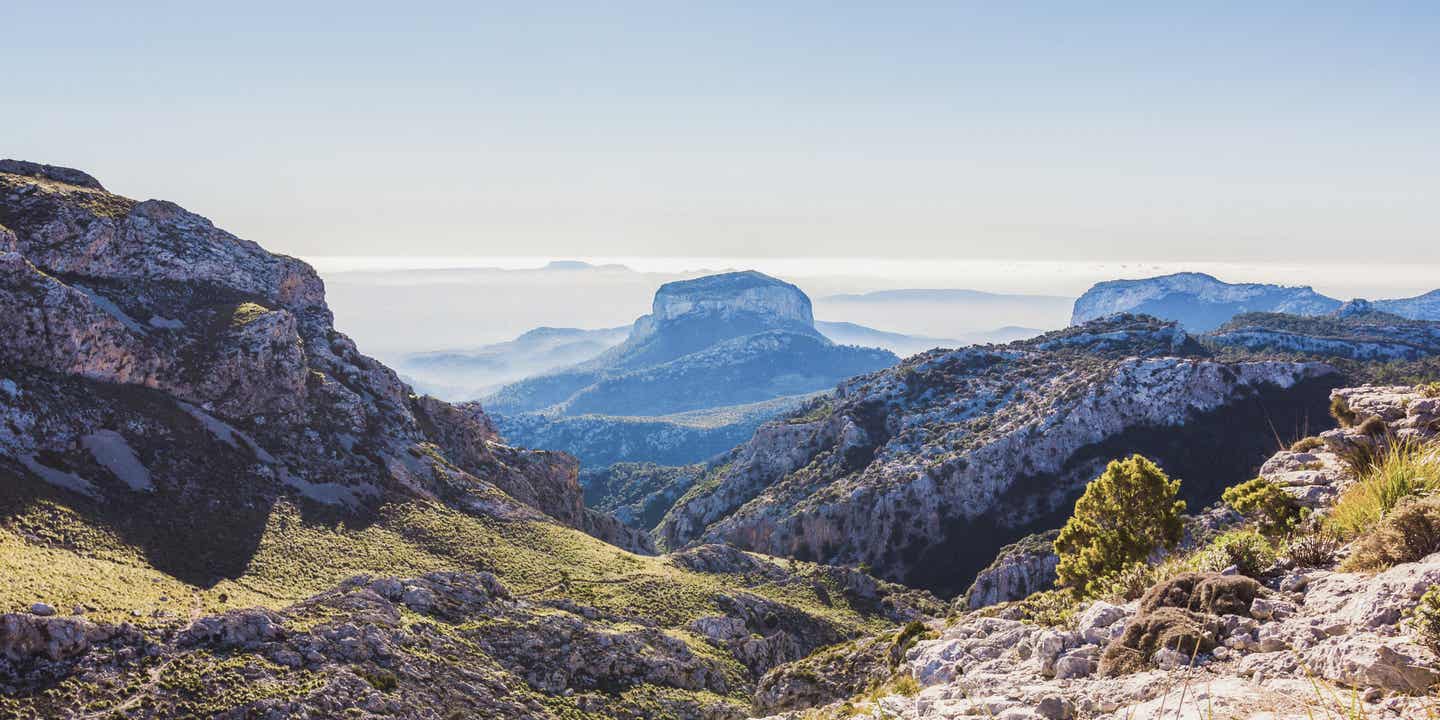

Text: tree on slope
xmin=1055 ymin=454 xmax=1186 ymax=595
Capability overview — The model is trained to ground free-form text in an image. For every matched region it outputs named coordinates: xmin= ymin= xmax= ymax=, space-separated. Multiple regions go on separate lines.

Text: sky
xmin=6 ymin=2 xmax=1438 ymax=263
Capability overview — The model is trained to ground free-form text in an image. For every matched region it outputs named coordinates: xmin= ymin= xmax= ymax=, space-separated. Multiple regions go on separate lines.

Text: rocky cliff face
xmin=1206 ymin=309 xmax=1440 ymax=361
xmin=646 ymin=270 xmax=814 ymax=329
xmin=1071 ymin=273 xmax=1341 ymax=331
xmin=0 ymin=160 xmax=636 ymax=556
xmin=756 ymin=384 xmax=1440 ymax=720
xmin=657 ymin=316 xmax=1340 ymax=595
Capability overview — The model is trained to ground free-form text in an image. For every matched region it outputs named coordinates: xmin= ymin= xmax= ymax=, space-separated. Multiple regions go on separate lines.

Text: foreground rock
xmin=756 ymin=386 xmax=1440 ymax=719
xmin=759 ymin=553 xmax=1440 ymax=718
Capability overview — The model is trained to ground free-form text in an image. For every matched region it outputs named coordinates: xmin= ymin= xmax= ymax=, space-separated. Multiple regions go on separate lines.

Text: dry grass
xmin=1328 ymin=440 xmax=1440 ymax=541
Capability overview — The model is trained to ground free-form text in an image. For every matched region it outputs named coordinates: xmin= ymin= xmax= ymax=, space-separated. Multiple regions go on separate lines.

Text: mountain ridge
xmin=1072 ymin=271 xmax=1440 ymax=330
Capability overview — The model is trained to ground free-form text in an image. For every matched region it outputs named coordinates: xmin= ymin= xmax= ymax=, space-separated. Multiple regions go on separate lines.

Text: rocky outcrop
xmin=639 ymin=270 xmax=815 ymax=341
xmin=758 ymin=549 xmax=1440 ymax=719
xmin=963 ymin=531 xmax=1060 ymax=610
xmin=1206 ymin=309 xmax=1440 ymax=361
xmin=0 ymin=161 xmax=635 ymax=555
xmin=1248 ymin=385 xmax=1440 ymax=512
xmin=658 ymin=316 xmax=1339 ymax=595
xmin=1 ymin=572 xmax=740 ymax=719
xmin=756 ymin=383 xmax=1440 ymax=719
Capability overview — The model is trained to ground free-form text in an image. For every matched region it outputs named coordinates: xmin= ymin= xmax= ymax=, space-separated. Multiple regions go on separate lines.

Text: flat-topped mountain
xmin=612 ymin=270 xmax=821 ymax=370
xmin=1072 ymin=271 xmax=1440 ymax=331
xmin=1071 ymin=272 xmax=1340 ymax=330
xmin=486 ymin=271 xmax=897 ymax=467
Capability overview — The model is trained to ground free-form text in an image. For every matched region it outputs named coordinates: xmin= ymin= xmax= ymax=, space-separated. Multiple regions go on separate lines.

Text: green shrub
xmin=360 ymin=668 xmax=398 ymax=692
xmin=1195 ymin=529 xmax=1276 ymax=578
xmin=1015 ymin=588 xmax=1083 ymax=628
xmin=1420 ymin=382 xmax=1440 ymax=399
xmin=887 ymin=621 xmax=933 ymax=666
xmin=1330 ymin=395 xmax=1358 ymax=427
xmin=1289 ymin=436 xmax=1325 ymax=453
xmin=1343 ymin=495 xmax=1440 ymax=572
xmin=1328 ymin=440 xmax=1440 ymax=540
xmin=230 ymin=302 xmax=270 ymax=327
xmin=1407 ymin=585 xmax=1440 ymax=657
xmin=1054 ymin=455 xmax=1185 ymax=596
xmin=1222 ymin=477 xmax=1301 ymax=535
xmin=1092 ymin=561 xmax=1158 ymax=603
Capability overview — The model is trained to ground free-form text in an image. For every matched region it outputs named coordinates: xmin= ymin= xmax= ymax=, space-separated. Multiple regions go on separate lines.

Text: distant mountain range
xmin=823 ymin=288 xmax=1067 ymax=304
xmin=1072 ymin=272 xmax=1440 ymax=331
xmin=814 ymin=321 xmax=1039 ymax=356
xmin=815 ymin=287 xmax=1072 ymax=341
xmin=399 ymin=325 xmax=630 ymax=398
xmin=401 ymin=319 xmax=1036 ymax=400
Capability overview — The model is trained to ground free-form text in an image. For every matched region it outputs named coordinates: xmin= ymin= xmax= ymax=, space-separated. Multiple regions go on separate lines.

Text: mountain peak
xmin=647 ymin=270 xmax=813 ymax=329
xmin=1072 ymin=273 xmax=1340 ymax=331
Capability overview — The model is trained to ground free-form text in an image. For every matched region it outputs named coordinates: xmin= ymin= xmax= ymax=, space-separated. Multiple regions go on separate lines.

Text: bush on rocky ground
xmin=1289 ymin=436 xmax=1325 ymax=452
xmin=1137 ymin=572 xmax=1262 ymax=616
xmin=1098 ymin=606 xmax=1215 ymax=676
xmin=1097 ymin=572 xmax=1260 ymax=677
xmin=1407 ymin=585 xmax=1440 ymax=657
xmin=1344 ymin=494 xmax=1440 ymax=572
xmin=1054 ymin=455 xmax=1185 ymax=597
xmin=1222 ymin=477 xmax=1302 ymax=535
xmin=1010 ymin=588 xmax=1084 ymax=628
xmin=1195 ymin=529 xmax=1277 ymax=578
xmin=1329 ymin=440 xmax=1440 ymax=540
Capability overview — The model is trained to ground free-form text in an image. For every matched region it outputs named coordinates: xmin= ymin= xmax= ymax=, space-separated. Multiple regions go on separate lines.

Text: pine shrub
xmin=1054 ymin=455 xmax=1185 ymax=596
xmin=1195 ymin=529 xmax=1276 ymax=578
xmin=1407 ymin=585 xmax=1440 ymax=657
xmin=1222 ymin=477 xmax=1301 ymax=535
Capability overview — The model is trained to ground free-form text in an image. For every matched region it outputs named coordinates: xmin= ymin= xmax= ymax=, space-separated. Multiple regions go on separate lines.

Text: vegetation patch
xmin=230 ymin=302 xmax=271 ymax=327
xmin=1222 ymin=476 xmax=1302 ymax=535
xmin=1327 ymin=440 xmax=1440 ymax=540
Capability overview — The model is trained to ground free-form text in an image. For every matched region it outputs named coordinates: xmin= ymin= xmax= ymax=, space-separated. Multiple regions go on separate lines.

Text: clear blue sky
xmin=7 ymin=2 xmax=1437 ymax=262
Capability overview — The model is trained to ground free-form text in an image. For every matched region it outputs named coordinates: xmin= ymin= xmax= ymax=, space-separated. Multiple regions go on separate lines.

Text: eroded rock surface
xmin=659 ymin=316 xmax=1338 ymax=594
xmin=0 ymin=160 xmax=642 ymax=551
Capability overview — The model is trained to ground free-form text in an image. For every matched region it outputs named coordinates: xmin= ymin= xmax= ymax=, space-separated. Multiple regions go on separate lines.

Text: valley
xmin=2 ymin=160 xmax=1439 ymax=718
